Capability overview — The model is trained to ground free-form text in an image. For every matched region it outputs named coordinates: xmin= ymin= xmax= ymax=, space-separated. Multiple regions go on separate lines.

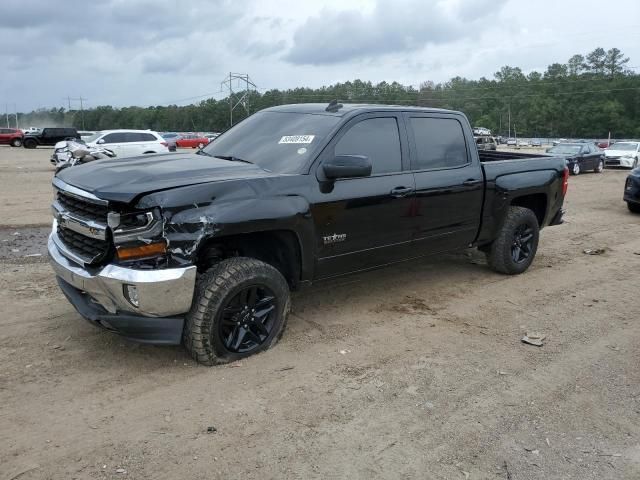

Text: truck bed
xmin=478 ymin=150 xmax=549 ymax=162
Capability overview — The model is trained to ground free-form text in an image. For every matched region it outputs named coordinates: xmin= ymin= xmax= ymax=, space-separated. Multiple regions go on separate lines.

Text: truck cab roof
xmin=264 ymin=103 xmax=462 ymax=117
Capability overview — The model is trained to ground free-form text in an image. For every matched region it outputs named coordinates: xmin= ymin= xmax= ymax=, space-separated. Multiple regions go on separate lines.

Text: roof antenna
xmin=325 ymin=100 xmax=343 ymax=112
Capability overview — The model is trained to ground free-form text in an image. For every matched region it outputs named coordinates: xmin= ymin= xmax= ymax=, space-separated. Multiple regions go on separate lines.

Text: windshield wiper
xmin=213 ymin=155 xmax=253 ymax=164
xmin=195 ymin=149 xmax=213 ymax=157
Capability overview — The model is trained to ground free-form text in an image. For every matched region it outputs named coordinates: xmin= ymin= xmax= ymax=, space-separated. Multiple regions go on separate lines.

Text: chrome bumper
xmin=48 ymin=233 xmax=196 ymax=317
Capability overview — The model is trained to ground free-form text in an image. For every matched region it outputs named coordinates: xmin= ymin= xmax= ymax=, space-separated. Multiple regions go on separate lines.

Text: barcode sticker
xmin=278 ymin=135 xmax=315 ymax=144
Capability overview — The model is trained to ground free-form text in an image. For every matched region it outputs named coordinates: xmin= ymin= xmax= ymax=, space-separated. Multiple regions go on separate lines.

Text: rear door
xmin=0 ymin=129 xmax=9 ymax=144
xmin=310 ymin=113 xmax=415 ymax=279
xmin=405 ymin=113 xmax=484 ymax=253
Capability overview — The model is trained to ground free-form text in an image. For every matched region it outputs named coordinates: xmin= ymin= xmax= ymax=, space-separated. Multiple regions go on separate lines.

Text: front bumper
xmin=605 ymin=156 xmax=635 ymax=168
xmin=48 ymin=233 xmax=197 ymax=343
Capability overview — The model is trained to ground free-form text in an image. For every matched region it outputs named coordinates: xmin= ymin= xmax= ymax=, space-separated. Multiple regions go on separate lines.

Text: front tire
xmin=23 ymin=138 xmax=37 ymax=149
xmin=486 ymin=206 xmax=540 ymax=275
xmin=184 ymin=257 xmax=290 ymax=366
xmin=628 ymin=202 xmax=640 ymax=214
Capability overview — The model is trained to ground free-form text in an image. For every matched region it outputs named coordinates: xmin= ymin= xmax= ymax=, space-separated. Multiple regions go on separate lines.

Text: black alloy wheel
xmin=511 ymin=224 xmax=534 ymax=264
xmin=184 ymin=257 xmax=290 ymax=365
xmin=486 ymin=206 xmax=540 ymax=275
xmin=218 ymin=285 xmax=277 ymax=353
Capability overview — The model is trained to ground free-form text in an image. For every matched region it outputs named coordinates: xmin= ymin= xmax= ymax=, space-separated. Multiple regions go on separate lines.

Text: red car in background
xmin=0 ymin=128 xmax=24 ymax=147
xmin=175 ymin=134 xmax=209 ymax=149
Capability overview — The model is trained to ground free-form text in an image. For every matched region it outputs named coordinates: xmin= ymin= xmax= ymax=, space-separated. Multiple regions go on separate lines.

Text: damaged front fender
xmin=135 ymin=179 xmax=316 ymax=279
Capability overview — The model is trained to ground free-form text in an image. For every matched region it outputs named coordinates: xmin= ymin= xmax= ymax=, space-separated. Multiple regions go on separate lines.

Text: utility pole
xmin=221 ymin=73 xmax=257 ymax=127
xmin=5 ymin=103 xmax=8 ymax=128
xmin=13 ymin=104 xmax=18 ymax=129
xmin=78 ymin=96 xmax=86 ymax=130
xmin=508 ymin=104 xmax=511 ymax=138
xmin=69 ymin=96 xmax=87 ymax=129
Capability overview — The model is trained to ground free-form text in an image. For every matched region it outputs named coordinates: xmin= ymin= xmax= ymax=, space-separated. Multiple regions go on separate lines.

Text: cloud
xmin=285 ymin=0 xmax=507 ymax=65
xmin=1 ymin=0 xmax=639 ymax=112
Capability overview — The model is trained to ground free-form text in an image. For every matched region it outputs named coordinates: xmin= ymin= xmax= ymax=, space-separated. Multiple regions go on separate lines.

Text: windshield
xmin=610 ymin=142 xmax=638 ymax=151
xmin=548 ymin=144 xmax=581 ymax=154
xmin=84 ymin=132 xmax=103 ymax=143
xmin=201 ymin=111 xmax=341 ymax=173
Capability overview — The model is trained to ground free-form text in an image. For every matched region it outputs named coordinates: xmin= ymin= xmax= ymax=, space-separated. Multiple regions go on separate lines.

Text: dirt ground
xmin=1 ymin=146 xmax=639 ymax=480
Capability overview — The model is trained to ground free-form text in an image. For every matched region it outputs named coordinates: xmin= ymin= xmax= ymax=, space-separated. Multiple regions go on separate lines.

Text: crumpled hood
xmin=57 ymin=152 xmax=275 ymax=203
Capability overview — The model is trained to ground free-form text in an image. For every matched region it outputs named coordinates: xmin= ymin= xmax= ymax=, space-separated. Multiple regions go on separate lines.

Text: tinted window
xmin=102 ymin=133 xmax=127 ymax=143
xmin=410 ymin=117 xmax=468 ymax=170
xmin=124 ymin=132 xmax=157 ymax=142
xmin=335 ymin=117 xmax=401 ymax=174
xmin=0 ymin=129 xmax=7 ymax=134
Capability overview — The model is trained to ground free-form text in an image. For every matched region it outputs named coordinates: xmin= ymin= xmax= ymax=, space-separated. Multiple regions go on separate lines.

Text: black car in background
xmin=546 ymin=143 xmax=603 ymax=175
xmin=23 ymin=127 xmax=80 ymax=149
xmin=624 ymin=168 xmax=640 ymax=213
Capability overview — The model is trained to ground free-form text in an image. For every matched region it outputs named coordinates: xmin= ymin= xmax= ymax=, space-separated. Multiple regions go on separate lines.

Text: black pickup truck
xmin=23 ymin=127 xmax=79 ymax=149
xmin=49 ymin=103 xmax=567 ymax=365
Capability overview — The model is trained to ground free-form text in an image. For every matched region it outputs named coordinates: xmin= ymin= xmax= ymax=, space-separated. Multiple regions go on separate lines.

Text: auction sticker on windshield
xmin=279 ymin=135 xmax=315 ymax=144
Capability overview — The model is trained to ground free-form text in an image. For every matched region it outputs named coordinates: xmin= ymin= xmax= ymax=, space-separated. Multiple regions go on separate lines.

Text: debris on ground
xmin=115 ymin=468 xmax=127 ymax=474
xmin=339 ymin=349 xmax=351 ymax=355
xmin=583 ymin=248 xmax=606 ymax=255
xmin=206 ymin=426 xmax=217 ymax=433
xmin=521 ymin=332 xmax=546 ymax=347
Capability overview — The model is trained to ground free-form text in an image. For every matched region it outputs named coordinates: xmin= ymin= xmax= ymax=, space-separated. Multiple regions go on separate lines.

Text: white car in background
xmin=604 ymin=142 xmax=640 ymax=168
xmin=84 ymin=130 xmax=169 ymax=158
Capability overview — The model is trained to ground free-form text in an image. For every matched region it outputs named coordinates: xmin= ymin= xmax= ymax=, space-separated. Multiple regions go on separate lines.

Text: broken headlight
xmin=108 ymin=209 xmax=163 ymax=244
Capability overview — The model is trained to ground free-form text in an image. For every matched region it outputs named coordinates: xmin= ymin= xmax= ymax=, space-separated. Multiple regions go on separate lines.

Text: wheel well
xmin=511 ymin=194 xmax=547 ymax=226
xmin=196 ymin=230 xmax=302 ymax=289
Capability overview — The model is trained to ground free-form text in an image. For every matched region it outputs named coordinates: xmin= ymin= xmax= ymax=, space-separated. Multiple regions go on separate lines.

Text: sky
xmin=2 ymin=0 xmax=639 ymax=112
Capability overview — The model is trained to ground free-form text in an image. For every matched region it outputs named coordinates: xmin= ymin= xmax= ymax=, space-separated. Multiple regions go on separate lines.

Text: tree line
xmin=16 ymin=47 xmax=640 ymax=139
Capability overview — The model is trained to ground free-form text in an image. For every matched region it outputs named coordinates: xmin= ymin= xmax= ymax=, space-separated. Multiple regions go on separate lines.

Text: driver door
xmin=309 ymin=114 xmax=415 ymax=279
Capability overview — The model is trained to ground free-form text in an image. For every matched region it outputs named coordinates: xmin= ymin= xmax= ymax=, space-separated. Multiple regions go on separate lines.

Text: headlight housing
xmin=108 ymin=209 xmax=163 ymax=244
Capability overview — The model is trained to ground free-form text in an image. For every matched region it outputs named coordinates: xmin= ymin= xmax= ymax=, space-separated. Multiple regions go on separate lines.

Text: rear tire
xmin=594 ymin=159 xmax=604 ymax=173
xmin=486 ymin=206 xmax=540 ymax=275
xmin=10 ymin=138 xmax=22 ymax=147
xmin=23 ymin=138 xmax=37 ymax=149
xmin=628 ymin=202 xmax=640 ymax=214
xmin=183 ymin=257 xmax=290 ymax=366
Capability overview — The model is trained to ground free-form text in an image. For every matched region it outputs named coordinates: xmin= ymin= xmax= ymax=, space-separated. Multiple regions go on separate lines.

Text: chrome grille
xmin=57 ymin=225 xmax=110 ymax=264
xmin=57 ymin=190 xmax=109 ymax=223
xmin=52 ymin=178 xmax=111 ymax=266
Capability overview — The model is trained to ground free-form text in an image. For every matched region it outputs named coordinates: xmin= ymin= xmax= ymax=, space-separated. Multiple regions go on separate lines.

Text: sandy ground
xmin=1 ymin=145 xmax=639 ymax=480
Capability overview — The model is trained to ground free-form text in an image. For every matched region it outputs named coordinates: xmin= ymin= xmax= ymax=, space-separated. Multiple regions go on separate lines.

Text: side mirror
xmin=97 ymin=139 xmax=105 ymax=144
xmin=323 ymin=155 xmax=372 ymax=179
